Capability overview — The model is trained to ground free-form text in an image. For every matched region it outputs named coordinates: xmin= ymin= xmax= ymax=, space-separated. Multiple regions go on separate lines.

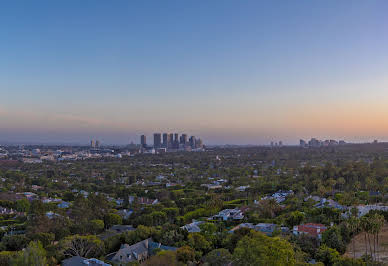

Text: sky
xmin=1 ymin=0 xmax=388 ymax=145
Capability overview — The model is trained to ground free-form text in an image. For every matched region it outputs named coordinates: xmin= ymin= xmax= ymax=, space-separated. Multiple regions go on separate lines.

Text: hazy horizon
xmin=2 ymin=1 xmax=388 ymax=145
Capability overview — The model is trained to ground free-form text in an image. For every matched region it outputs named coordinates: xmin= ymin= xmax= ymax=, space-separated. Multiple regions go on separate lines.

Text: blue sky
xmin=1 ymin=1 xmax=388 ymax=145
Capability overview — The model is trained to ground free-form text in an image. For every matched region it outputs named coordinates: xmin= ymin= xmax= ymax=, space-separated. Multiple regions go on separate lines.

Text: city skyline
xmin=2 ymin=1 xmax=388 ymax=145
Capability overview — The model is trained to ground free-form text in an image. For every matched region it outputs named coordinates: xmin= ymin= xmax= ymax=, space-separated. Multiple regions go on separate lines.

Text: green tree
xmin=104 ymin=213 xmax=122 ymax=229
xmin=176 ymin=246 xmax=195 ymax=263
xmin=286 ymin=211 xmax=305 ymax=227
xmin=204 ymin=248 xmax=232 ymax=266
xmin=322 ymin=226 xmax=346 ymax=254
xmin=233 ymin=232 xmax=296 ymax=266
xmin=315 ymin=245 xmax=340 ymax=266
xmin=28 ymin=233 xmax=54 ymax=248
xmin=11 ymin=241 xmax=47 ymax=266
xmin=89 ymin=219 xmax=104 ymax=234
xmin=188 ymin=233 xmax=211 ymax=254
xmin=15 ymin=199 xmax=30 ymax=213
xmin=59 ymin=235 xmax=104 ymax=258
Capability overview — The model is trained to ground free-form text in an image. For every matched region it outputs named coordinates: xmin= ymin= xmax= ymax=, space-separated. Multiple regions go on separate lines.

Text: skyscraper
xmin=189 ymin=136 xmax=195 ymax=148
xmin=141 ymin=135 xmax=147 ymax=148
xmin=174 ymin=133 xmax=179 ymax=143
xmin=153 ymin=133 xmax=162 ymax=148
xmin=181 ymin=134 xmax=187 ymax=144
xmin=168 ymin=133 xmax=174 ymax=148
xmin=162 ymin=133 xmax=168 ymax=147
xmin=90 ymin=140 xmax=95 ymax=148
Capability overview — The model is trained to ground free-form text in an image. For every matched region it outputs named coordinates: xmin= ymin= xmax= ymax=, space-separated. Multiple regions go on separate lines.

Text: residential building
xmin=212 ymin=208 xmax=244 ymax=221
xmin=293 ymin=223 xmax=327 ymax=239
xmin=181 ymin=220 xmax=204 ymax=233
xmin=62 ymin=256 xmax=111 ymax=266
xmin=140 ymin=135 xmax=147 ymax=148
xmin=106 ymin=238 xmax=176 ymax=264
xmin=153 ymin=133 xmax=161 ymax=148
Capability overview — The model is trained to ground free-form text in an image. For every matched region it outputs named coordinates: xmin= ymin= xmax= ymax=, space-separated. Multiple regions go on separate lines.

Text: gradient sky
xmin=1 ymin=1 xmax=388 ymax=145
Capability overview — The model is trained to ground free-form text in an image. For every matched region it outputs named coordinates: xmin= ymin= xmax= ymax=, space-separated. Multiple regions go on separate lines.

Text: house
xmin=255 ymin=223 xmax=278 ymax=236
xmin=236 ymin=185 xmax=250 ymax=192
xmin=229 ymin=223 xmax=255 ymax=233
xmin=106 ymin=238 xmax=176 ymax=264
xmin=261 ymin=190 xmax=294 ymax=203
xmin=58 ymin=201 xmax=70 ymax=208
xmin=293 ymin=223 xmax=327 ymax=239
xmin=314 ymin=198 xmax=345 ymax=210
xmin=117 ymin=209 xmax=133 ymax=219
xmin=128 ymin=196 xmax=158 ymax=205
xmin=46 ymin=211 xmax=60 ymax=219
xmin=181 ymin=221 xmax=204 ymax=233
xmin=212 ymin=208 xmax=244 ymax=221
xmin=62 ymin=256 xmax=111 ymax=266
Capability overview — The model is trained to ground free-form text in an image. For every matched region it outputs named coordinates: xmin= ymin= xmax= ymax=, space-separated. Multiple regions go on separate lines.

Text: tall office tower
xmin=279 ymin=141 xmax=283 ymax=147
xmin=141 ymin=135 xmax=147 ymax=148
xmin=299 ymin=139 xmax=306 ymax=147
xmin=174 ymin=133 xmax=179 ymax=143
xmin=90 ymin=140 xmax=95 ymax=148
xmin=182 ymin=134 xmax=187 ymax=144
xmin=162 ymin=133 xmax=168 ymax=147
xmin=189 ymin=136 xmax=196 ymax=148
xmin=196 ymin=138 xmax=203 ymax=148
xmin=168 ymin=133 xmax=174 ymax=147
xmin=95 ymin=140 xmax=100 ymax=148
xmin=153 ymin=133 xmax=162 ymax=148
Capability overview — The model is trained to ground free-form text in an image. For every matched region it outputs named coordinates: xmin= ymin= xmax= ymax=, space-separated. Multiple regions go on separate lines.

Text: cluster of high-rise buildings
xmin=90 ymin=139 xmax=100 ymax=149
xmin=140 ymin=133 xmax=203 ymax=151
xmin=300 ymin=138 xmax=346 ymax=147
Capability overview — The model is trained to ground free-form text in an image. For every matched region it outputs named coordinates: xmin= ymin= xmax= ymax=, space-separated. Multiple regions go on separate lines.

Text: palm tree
xmin=360 ymin=216 xmax=370 ymax=257
xmin=347 ymin=216 xmax=360 ymax=259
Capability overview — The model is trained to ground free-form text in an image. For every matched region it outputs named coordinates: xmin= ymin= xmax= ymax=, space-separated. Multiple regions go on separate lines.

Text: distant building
xmin=181 ymin=134 xmax=187 ymax=144
xmin=153 ymin=133 xmax=161 ymax=148
xmin=181 ymin=221 xmax=204 ymax=233
xmin=90 ymin=140 xmax=95 ymax=148
xmin=168 ymin=133 xmax=174 ymax=148
xmin=95 ymin=140 xmax=100 ymax=148
xmin=162 ymin=133 xmax=169 ymax=148
xmin=106 ymin=238 xmax=177 ymax=264
xmin=62 ymin=256 xmax=111 ymax=266
xmin=300 ymin=139 xmax=307 ymax=147
xmin=189 ymin=136 xmax=196 ymax=148
xmin=293 ymin=223 xmax=327 ymax=239
xmin=140 ymin=135 xmax=147 ymax=148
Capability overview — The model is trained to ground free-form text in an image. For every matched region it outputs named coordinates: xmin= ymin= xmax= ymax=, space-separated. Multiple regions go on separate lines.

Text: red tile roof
xmin=296 ymin=223 xmax=327 ymax=237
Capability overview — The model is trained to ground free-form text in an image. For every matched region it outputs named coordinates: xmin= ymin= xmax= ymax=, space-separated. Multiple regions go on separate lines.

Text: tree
xmin=0 ymin=251 xmax=17 ymax=266
xmin=104 ymin=213 xmax=122 ymax=229
xmin=322 ymin=226 xmax=346 ymax=254
xmin=286 ymin=211 xmax=305 ymax=227
xmin=1 ymin=235 xmax=30 ymax=251
xmin=233 ymin=232 xmax=296 ymax=266
xmin=89 ymin=219 xmax=104 ymax=234
xmin=144 ymin=250 xmax=178 ymax=266
xmin=315 ymin=245 xmax=340 ymax=266
xmin=15 ymin=199 xmax=30 ymax=213
xmin=28 ymin=233 xmax=54 ymax=248
xmin=150 ymin=211 xmax=167 ymax=226
xmin=59 ymin=235 xmax=104 ymax=258
xmin=177 ymin=246 xmax=195 ymax=263
xmin=204 ymin=248 xmax=232 ymax=266
xmin=346 ymin=217 xmax=360 ymax=259
xmin=11 ymin=241 xmax=47 ymax=266
xmin=188 ymin=233 xmax=211 ymax=254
